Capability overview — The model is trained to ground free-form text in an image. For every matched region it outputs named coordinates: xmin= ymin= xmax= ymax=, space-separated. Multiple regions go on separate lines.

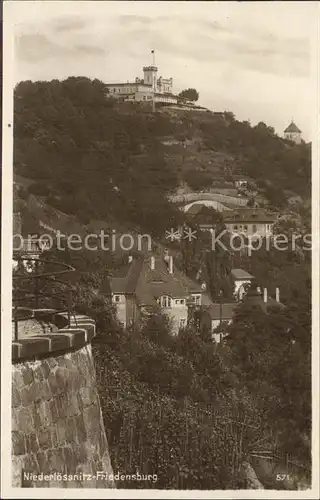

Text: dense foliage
xmin=14 ymin=78 xmax=182 ymax=237
xmin=200 ymin=117 xmax=311 ymax=204
xmin=226 ymin=303 xmax=311 ymax=463
xmin=178 ymin=88 xmax=199 ymax=102
xmin=86 ymin=300 xmax=261 ymax=489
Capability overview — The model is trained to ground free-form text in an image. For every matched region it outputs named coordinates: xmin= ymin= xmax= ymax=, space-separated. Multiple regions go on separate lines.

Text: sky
xmin=6 ymin=0 xmax=318 ymax=140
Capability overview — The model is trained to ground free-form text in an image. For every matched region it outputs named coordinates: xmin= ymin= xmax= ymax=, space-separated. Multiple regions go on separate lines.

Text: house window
xmin=192 ymin=295 xmax=201 ymax=305
xmin=180 ymin=299 xmax=185 ymax=305
xmin=233 ymin=225 xmax=238 ymax=231
xmin=243 ymin=225 xmax=248 ymax=231
xmin=114 ymin=295 xmax=121 ymax=303
xmin=252 ymin=224 xmax=257 ymax=233
xmin=160 ymin=296 xmax=172 ymax=308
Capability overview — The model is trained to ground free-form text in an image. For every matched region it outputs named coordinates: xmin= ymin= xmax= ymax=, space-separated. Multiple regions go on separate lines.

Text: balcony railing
xmin=12 ymin=256 xmax=76 ymax=341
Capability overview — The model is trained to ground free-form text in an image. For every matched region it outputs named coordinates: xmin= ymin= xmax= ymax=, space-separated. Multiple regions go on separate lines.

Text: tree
xmin=141 ymin=308 xmax=173 ymax=347
xmin=226 ymin=302 xmax=311 ymax=462
xmin=178 ymin=88 xmax=199 ymax=102
xmin=183 ymin=169 xmax=212 ymax=191
xmin=14 ymin=78 xmax=182 ymax=238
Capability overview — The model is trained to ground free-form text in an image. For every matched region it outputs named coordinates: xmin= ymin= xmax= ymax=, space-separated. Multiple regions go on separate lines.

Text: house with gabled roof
xmin=101 ymin=253 xmax=212 ymax=334
xmin=221 ymin=208 xmax=277 ymax=238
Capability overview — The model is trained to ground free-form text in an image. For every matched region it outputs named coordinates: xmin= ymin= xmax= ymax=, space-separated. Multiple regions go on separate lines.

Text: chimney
xmin=169 ymin=255 xmax=173 ymax=274
xmin=128 ymin=255 xmax=133 ymax=263
xmin=150 ymin=256 xmax=155 ymax=270
xmin=263 ymin=288 xmax=268 ymax=303
xmin=276 ymin=287 xmax=280 ymax=303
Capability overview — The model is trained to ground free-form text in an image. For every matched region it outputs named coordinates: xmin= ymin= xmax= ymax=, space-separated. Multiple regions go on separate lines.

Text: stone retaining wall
xmin=12 ymin=315 xmax=114 ymax=488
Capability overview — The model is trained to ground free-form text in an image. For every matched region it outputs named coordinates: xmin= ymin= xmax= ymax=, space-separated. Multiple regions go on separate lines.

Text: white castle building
xmin=105 ymin=60 xmax=178 ymax=105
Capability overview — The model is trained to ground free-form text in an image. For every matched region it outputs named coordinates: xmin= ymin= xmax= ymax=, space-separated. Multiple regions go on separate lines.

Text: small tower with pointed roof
xmin=284 ymin=120 xmax=302 ymax=144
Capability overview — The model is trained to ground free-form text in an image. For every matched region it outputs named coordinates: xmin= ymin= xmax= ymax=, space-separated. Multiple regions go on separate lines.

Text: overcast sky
xmin=7 ymin=1 xmax=318 ymax=139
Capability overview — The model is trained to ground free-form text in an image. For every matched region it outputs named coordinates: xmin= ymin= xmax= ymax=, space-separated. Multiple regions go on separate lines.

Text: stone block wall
xmin=12 ymin=315 xmax=114 ymax=488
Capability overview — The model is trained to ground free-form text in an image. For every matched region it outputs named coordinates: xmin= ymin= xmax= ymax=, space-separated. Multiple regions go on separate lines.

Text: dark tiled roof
xmin=284 ymin=121 xmax=301 ymax=133
xmin=107 ymin=259 xmax=144 ymax=294
xmin=222 ymin=208 xmax=277 ymax=223
xmin=135 ymin=258 xmax=194 ymax=306
xmin=105 ymin=255 xmax=204 ymax=305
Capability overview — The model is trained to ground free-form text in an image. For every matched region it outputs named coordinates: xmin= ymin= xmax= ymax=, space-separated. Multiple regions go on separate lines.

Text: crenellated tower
xmin=143 ymin=65 xmax=158 ymax=90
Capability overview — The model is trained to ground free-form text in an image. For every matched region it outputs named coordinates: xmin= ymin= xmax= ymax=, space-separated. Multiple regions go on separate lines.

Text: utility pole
xmin=219 ymin=289 xmax=223 ymax=343
xmin=152 ymin=93 xmax=155 ymax=113
xmin=152 ymin=49 xmax=156 ymax=113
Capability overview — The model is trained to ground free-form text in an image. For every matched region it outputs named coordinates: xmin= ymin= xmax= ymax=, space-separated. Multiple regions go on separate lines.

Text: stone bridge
xmin=168 ymin=192 xmax=248 ymax=213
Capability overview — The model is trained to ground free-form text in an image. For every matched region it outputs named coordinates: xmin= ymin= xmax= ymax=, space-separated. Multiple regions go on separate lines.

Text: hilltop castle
xmin=105 ymin=59 xmax=178 ymax=105
xmin=284 ymin=121 xmax=302 ymax=144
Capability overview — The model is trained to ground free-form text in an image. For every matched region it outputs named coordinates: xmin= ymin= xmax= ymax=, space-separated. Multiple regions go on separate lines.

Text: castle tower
xmin=284 ymin=121 xmax=302 ymax=144
xmin=143 ymin=65 xmax=158 ymax=91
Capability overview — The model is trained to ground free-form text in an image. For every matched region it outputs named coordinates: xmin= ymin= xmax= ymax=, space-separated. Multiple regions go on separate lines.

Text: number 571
xmin=276 ymin=474 xmax=290 ymax=481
